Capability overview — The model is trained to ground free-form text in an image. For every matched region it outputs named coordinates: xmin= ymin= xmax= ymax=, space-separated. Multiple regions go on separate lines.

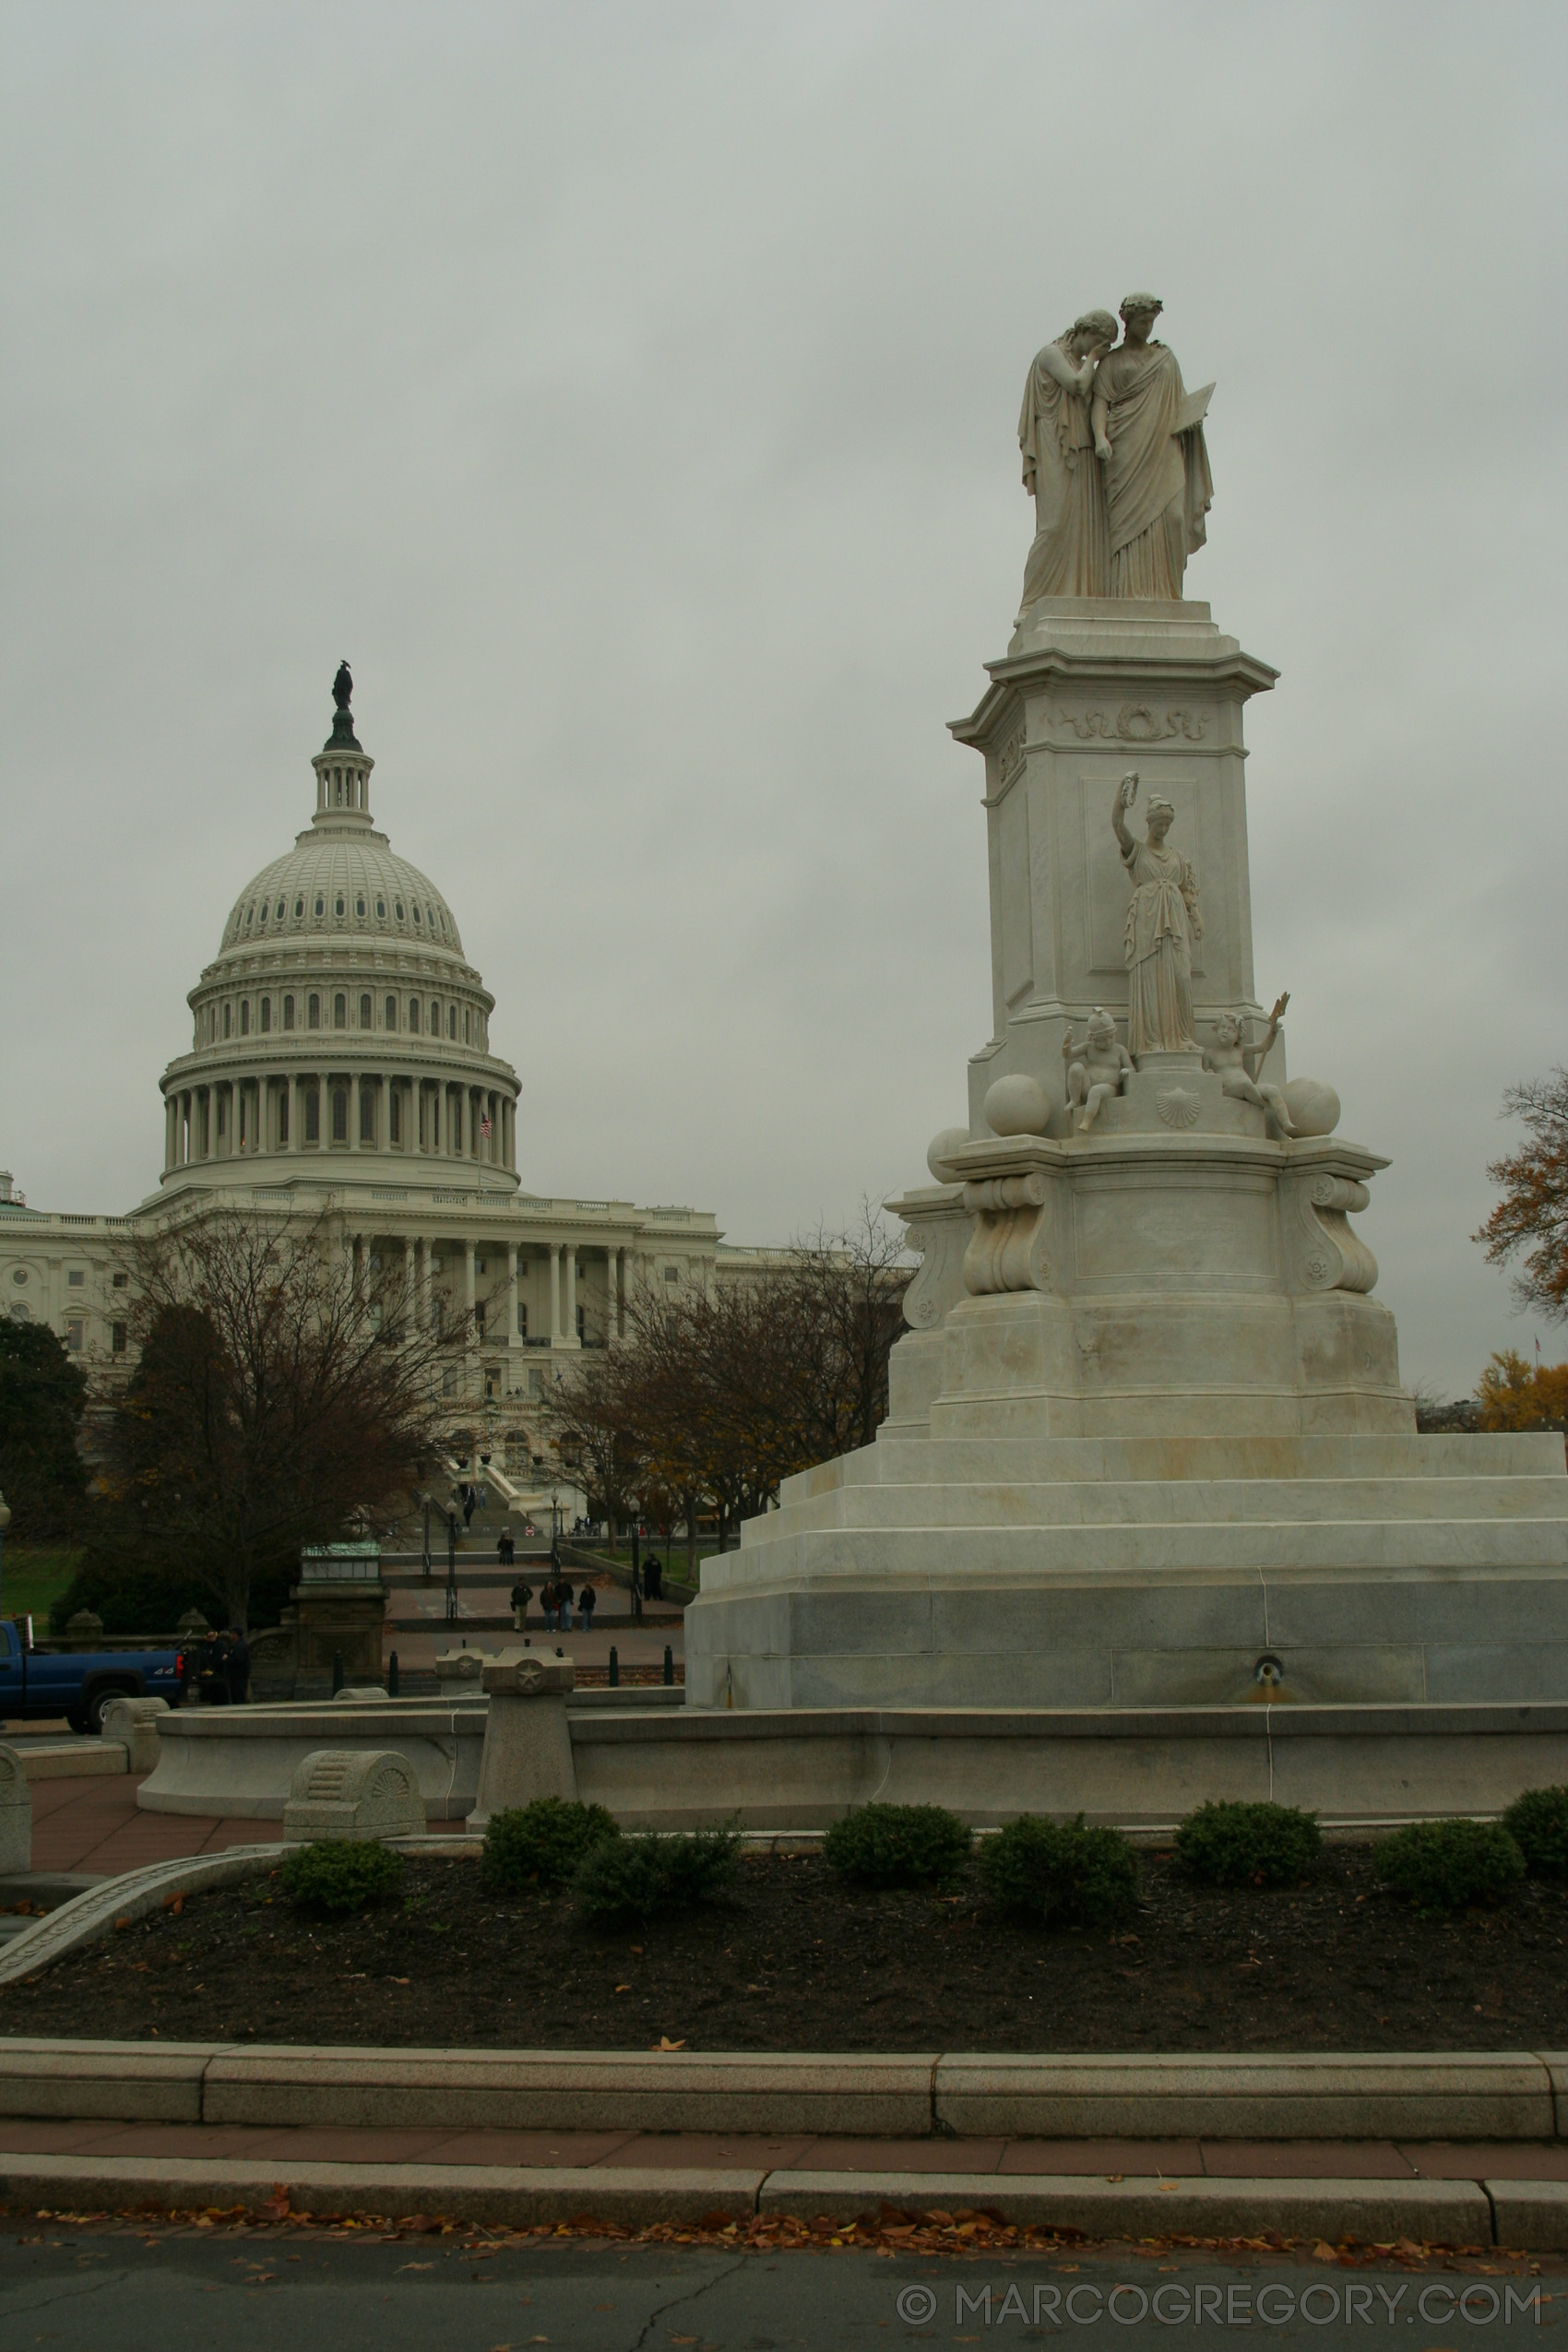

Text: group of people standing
xmin=508 ymin=1570 xmax=596 ymax=1633
xmin=1018 ymin=291 xmax=1213 ymax=605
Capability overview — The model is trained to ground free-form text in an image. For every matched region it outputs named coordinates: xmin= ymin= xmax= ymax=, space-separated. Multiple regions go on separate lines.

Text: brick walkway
xmin=0 ymin=2116 xmax=1564 ymax=2178
xmin=26 ymin=1774 xmax=463 ymax=1875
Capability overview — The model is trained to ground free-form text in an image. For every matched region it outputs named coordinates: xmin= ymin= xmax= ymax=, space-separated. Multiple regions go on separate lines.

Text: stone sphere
xmin=926 ymin=1127 xmax=971 ymax=1182
xmin=982 ymin=1074 xmax=1050 ymax=1137
xmin=1282 ymin=1077 xmax=1341 ymax=1137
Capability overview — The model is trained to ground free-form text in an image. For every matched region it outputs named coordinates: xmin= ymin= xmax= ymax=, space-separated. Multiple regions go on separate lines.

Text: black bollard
xmin=609 ymin=1645 xmax=619 ymax=1688
xmin=663 ymin=1643 xmax=673 ymax=1687
xmin=387 ymin=1651 xmax=399 ymax=1697
xmin=331 ymin=1649 xmax=344 ymax=1696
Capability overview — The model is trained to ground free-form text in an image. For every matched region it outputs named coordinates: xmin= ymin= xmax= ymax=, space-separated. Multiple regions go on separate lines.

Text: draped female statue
xmin=1111 ymin=773 xmax=1203 ymax=1055
xmin=1017 ymin=309 xmax=1117 ymax=602
xmin=1090 ymin=294 xmax=1214 ymax=600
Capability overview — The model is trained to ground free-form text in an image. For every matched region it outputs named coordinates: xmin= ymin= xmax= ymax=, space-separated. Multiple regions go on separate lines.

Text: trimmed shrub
xmin=279 ymin=1838 xmax=405 ymax=1914
xmin=1502 ymin=1786 xmax=1568 ymax=1882
xmin=1375 ymin=1819 xmax=1526 ymax=1915
xmin=977 ymin=1813 xmax=1138 ymax=1926
xmin=573 ymin=1824 xmax=741 ymax=1926
xmin=481 ymin=1798 xmax=621 ymax=1892
xmin=1174 ymin=1800 xmax=1322 ymax=1888
xmin=822 ymin=1803 xmax=972 ymax=1890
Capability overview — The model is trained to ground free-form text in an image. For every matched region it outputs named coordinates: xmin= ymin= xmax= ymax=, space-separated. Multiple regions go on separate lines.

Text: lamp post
xmin=445 ymin=1507 xmax=458 ymax=1623
xmin=0 ymin=1489 xmax=10 ymax=1621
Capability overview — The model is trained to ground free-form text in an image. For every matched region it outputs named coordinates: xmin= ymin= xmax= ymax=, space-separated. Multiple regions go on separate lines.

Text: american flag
xmin=481 ymin=1114 xmax=492 ymax=1136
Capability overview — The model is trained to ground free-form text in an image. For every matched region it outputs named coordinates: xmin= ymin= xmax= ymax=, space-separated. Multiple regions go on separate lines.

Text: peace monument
xmin=684 ymin=295 xmax=1568 ymax=1717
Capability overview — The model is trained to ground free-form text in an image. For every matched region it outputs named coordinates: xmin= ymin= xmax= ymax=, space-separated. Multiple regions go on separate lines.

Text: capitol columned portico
xmin=2 ymin=671 xmax=774 ymax=1458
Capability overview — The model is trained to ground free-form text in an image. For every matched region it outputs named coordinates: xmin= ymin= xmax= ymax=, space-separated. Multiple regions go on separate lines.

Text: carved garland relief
xmin=1053 ymin=704 xmax=1207 ymax=742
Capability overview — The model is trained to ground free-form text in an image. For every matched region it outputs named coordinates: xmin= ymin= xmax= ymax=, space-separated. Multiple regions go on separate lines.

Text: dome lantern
xmin=310 ymin=660 xmax=375 ymax=830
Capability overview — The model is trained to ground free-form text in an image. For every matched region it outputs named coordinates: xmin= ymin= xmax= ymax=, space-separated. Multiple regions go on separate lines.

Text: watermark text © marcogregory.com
xmin=891 ymin=2278 xmax=1543 ymax=2329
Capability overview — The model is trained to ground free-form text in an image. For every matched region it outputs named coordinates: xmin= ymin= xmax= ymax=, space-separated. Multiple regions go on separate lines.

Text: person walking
xmin=645 ymin=1554 xmax=662 ymax=1602
xmin=577 ymin=1581 xmax=597 ymax=1634
xmin=224 ymin=1627 xmax=251 ymax=1705
xmin=556 ymin=1579 xmax=576 ymax=1633
xmin=510 ymin=1575 xmax=533 ymax=1632
xmin=497 ymin=1526 xmax=515 ymax=1574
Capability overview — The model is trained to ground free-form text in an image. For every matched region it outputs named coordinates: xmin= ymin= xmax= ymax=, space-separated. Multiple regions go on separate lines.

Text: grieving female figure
xmin=1017 ymin=309 xmax=1117 ymax=602
xmin=1111 ymin=772 xmax=1203 ymax=1057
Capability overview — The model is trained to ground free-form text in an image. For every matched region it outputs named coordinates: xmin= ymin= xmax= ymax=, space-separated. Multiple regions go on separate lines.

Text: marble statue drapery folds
xmin=1094 ymin=340 xmax=1213 ymax=600
xmin=1122 ymin=832 xmax=1203 ymax=1055
xmin=1018 ymin=337 xmax=1110 ymax=600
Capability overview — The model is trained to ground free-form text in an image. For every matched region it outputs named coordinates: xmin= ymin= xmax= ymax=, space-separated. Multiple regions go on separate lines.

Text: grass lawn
xmin=0 ymin=1545 xmax=83 ymax=1624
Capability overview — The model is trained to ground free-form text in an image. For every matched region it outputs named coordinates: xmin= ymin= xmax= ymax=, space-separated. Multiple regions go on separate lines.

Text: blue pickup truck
xmin=0 ymin=1617 xmax=184 ymax=1735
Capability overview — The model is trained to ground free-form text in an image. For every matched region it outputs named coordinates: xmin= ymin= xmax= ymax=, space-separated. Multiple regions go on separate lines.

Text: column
xmin=164 ymin=1097 xmax=176 ymax=1171
xmin=564 ymin=1245 xmax=577 ymax=1343
xmin=507 ymin=1242 xmax=518 ymax=1349
xmin=289 ymin=1075 xmax=301 ymax=1152
xmin=464 ymin=1239 xmax=476 ymax=1322
xmin=404 ymin=1237 xmax=415 ymax=1318
xmin=549 ymin=1243 xmax=562 ymax=1342
xmin=183 ymin=1091 xmax=194 ymax=1163
xmin=350 ymin=1074 xmax=361 ymax=1152
xmin=608 ymin=1246 xmax=620 ymax=1341
xmin=417 ymin=1236 xmax=431 ymax=1327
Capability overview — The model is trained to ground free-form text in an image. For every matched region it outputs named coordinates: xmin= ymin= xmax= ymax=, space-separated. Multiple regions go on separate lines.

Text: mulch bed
xmin=3 ymin=1847 xmax=1564 ymax=2050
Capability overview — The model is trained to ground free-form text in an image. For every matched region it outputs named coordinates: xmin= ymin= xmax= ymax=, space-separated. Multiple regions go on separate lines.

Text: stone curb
xmin=10 ymin=1742 xmax=128 ymax=1784
xmin=3 ymin=2037 xmax=1567 ymax=2144
xmin=0 ymin=2155 xmax=1562 ymax=2247
xmin=758 ymin=2171 xmax=1497 ymax=2246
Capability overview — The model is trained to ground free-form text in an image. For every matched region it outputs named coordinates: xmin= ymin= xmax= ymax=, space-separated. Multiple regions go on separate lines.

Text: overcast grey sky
xmin=3 ymin=0 xmax=1564 ymax=1398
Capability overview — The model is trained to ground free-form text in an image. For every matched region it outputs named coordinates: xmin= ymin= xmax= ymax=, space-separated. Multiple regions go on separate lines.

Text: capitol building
xmin=0 ymin=672 xmax=776 ymax=1484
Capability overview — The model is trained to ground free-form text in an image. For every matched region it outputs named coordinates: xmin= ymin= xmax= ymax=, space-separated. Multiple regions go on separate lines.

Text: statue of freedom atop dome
xmin=332 ymin=659 xmax=353 ymax=711
xmin=1090 ymin=294 xmax=1214 ymax=600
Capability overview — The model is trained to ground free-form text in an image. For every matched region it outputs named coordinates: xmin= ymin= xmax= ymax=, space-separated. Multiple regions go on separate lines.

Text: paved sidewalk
xmin=2 ymin=2116 xmax=1565 ymax=2180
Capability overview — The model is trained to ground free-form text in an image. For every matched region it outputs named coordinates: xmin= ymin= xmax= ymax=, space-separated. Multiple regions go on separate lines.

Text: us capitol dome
xmin=160 ymin=666 xmax=517 ymax=1190
xmin=2 ymin=669 xmax=768 ymax=1419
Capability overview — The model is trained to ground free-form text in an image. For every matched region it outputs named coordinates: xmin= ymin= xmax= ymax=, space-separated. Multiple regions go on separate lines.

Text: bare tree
xmin=1475 ymin=1069 xmax=1568 ymax=1323
xmin=95 ymin=1206 xmax=471 ymax=1628
xmin=555 ymin=1210 xmax=911 ymax=1570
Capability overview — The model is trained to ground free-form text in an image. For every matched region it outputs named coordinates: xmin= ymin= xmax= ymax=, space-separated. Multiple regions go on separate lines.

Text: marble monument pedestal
xmin=683 ymin=1111 xmax=1568 ymax=1713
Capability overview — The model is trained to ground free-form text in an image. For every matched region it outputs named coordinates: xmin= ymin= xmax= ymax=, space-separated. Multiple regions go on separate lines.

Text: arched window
xmin=294 ymin=897 xmax=303 ymax=918
xmin=222 ymin=1004 xmax=232 ymax=1039
xmin=376 ymin=899 xmax=386 ymax=919
xmin=412 ymin=905 xmax=422 ymax=925
xmin=430 ymin=1000 xmax=440 ymax=1034
xmin=331 ymin=1087 xmax=348 ymax=1143
xmin=304 ymin=1085 xmax=320 ymax=1143
xmin=240 ymin=1002 xmax=250 ymax=1037
xmin=385 ymin=994 xmax=397 ymax=1030
xmin=447 ymin=1004 xmax=457 ymax=1040
xmin=282 ymin=994 xmax=294 ymax=1031
xmin=360 ymin=993 xmax=372 ymax=1029
xmin=356 ymin=897 xmax=365 ymax=918
xmin=389 ymin=1087 xmax=401 ymax=1145
xmin=259 ymin=997 xmax=271 ymax=1034
xmin=395 ymin=900 xmax=404 ymax=921
xmin=359 ymin=1086 xmax=374 ymax=1144
xmin=307 ymin=993 xmax=320 ymax=1030
xmin=315 ymin=896 xmax=324 ymax=916
xmin=277 ymin=898 xmax=286 ymax=920
xmin=409 ymin=998 xmax=420 ymax=1035
xmin=335 ymin=896 xmax=345 ymax=917
xmin=258 ymin=901 xmax=267 ymax=924
xmin=463 ymin=1007 xmax=470 ymax=1044
xmin=334 ymin=993 xmax=346 ymax=1029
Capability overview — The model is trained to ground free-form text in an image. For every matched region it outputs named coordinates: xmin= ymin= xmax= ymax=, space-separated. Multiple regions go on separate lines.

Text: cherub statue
xmin=1063 ymin=1006 xmax=1134 ymax=1132
xmin=1202 ymin=994 xmax=1295 ymax=1134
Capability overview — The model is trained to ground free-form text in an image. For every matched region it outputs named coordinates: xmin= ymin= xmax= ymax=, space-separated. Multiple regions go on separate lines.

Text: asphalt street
xmin=0 ymin=2229 xmax=1560 ymax=2352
